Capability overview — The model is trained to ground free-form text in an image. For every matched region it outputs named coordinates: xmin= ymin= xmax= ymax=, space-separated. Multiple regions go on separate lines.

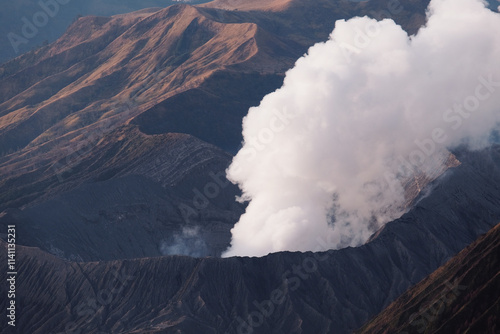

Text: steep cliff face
xmin=2 ymin=146 xmax=500 ymax=334
xmin=357 ymin=222 xmax=500 ymax=334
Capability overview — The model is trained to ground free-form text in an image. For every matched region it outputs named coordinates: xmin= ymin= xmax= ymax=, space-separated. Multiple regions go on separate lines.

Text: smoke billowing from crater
xmin=223 ymin=0 xmax=500 ymax=257
xmin=160 ymin=226 xmax=208 ymax=257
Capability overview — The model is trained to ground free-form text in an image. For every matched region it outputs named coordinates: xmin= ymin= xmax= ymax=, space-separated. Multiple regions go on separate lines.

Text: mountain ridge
xmin=357 ymin=221 xmax=500 ymax=334
xmin=2 ymin=1 xmax=499 ymax=332
xmin=0 ymin=0 xmax=213 ymax=65
xmin=2 ymin=145 xmax=500 ymax=333
xmin=0 ymin=0 xmax=432 ymax=212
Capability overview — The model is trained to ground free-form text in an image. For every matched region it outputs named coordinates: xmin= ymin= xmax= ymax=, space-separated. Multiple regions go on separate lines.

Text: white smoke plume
xmin=160 ymin=226 xmax=208 ymax=257
xmin=223 ymin=0 xmax=500 ymax=257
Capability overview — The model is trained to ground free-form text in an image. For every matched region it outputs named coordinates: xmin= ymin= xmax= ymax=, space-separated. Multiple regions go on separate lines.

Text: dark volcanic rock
xmin=357 ymin=222 xmax=500 ymax=334
xmin=1 ymin=146 xmax=500 ymax=334
xmin=0 ymin=174 xmax=238 ymax=261
xmin=0 ymin=127 xmax=244 ymax=260
xmin=132 ymin=71 xmax=285 ymax=154
xmin=0 ymin=1 xmax=499 ymax=333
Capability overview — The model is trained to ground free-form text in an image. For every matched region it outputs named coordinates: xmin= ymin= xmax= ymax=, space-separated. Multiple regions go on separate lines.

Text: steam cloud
xmin=160 ymin=226 xmax=208 ymax=257
xmin=223 ymin=0 xmax=500 ymax=257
